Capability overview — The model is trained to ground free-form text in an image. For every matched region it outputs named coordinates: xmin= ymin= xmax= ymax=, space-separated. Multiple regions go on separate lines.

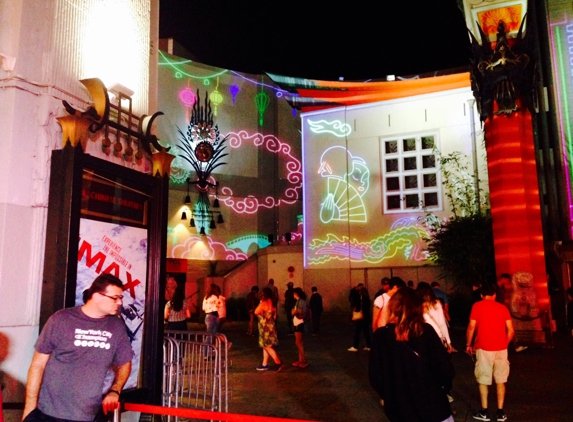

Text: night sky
xmin=159 ymin=0 xmax=472 ymax=81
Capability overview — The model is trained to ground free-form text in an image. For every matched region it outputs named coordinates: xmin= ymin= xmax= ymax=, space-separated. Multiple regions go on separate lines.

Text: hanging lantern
xmin=179 ymin=86 xmax=196 ymax=123
xmin=255 ymin=90 xmax=269 ymax=126
xmin=210 ymin=77 xmax=223 ymax=116
xmin=229 ymin=84 xmax=240 ymax=104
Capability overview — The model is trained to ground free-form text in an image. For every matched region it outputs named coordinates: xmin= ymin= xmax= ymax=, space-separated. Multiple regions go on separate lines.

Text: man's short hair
xmin=430 ymin=281 xmax=440 ymax=288
xmin=381 ymin=277 xmax=390 ymax=285
xmin=481 ymin=283 xmax=496 ymax=297
xmin=251 ymin=285 xmax=259 ymax=292
xmin=389 ymin=277 xmax=406 ymax=289
xmin=311 ymin=286 xmax=318 ymax=292
xmin=85 ymin=274 xmax=124 ymax=301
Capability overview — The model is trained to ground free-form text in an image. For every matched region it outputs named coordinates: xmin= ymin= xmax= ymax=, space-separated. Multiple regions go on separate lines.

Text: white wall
xmin=0 ymin=0 xmax=157 ymax=409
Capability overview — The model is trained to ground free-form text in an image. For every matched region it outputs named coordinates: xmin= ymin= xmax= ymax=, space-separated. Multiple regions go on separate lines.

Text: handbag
xmin=352 ymin=310 xmax=364 ymax=321
xmin=293 ymin=315 xmax=304 ymax=326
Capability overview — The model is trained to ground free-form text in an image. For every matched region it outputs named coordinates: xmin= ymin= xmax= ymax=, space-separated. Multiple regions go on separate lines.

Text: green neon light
xmin=307 ymin=225 xmax=428 ymax=265
xmin=555 ymin=27 xmax=573 ymax=187
xmin=159 ymin=50 xmax=229 ymax=80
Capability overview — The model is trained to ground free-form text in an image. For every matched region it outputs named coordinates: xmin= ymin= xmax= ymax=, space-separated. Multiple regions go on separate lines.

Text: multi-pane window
xmin=381 ymin=134 xmax=441 ymax=213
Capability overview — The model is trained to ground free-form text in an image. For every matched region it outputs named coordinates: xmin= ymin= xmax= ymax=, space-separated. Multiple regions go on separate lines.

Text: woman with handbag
xmin=349 ymin=286 xmax=372 ymax=352
xmin=291 ymin=288 xmax=308 ymax=368
xmin=369 ymin=288 xmax=455 ymax=422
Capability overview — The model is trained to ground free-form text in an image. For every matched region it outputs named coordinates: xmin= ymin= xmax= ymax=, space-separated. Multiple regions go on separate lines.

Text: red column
xmin=485 ymin=109 xmax=549 ymax=311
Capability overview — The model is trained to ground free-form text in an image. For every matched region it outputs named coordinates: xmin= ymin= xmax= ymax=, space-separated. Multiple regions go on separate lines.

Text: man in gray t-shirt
xmin=23 ymin=274 xmax=133 ymax=422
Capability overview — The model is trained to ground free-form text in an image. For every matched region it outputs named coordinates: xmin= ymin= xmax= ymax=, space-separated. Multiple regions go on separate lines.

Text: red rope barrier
xmin=123 ymin=403 xmax=319 ymax=422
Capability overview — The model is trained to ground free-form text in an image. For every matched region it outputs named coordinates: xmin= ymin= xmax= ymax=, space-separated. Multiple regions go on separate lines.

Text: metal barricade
xmin=163 ymin=330 xmax=229 ymax=421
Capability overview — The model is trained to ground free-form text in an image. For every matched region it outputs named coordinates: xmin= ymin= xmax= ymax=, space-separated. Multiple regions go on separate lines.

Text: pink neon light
xmin=179 ymin=88 xmax=196 ymax=106
xmin=171 ymin=235 xmax=248 ymax=260
xmin=218 ymin=131 xmax=302 ymax=214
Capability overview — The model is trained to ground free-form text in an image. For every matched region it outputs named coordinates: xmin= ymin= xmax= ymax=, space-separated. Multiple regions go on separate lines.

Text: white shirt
xmin=373 ymin=293 xmax=391 ymax=328
xmin=202 ymin=294 xmax=221 ymax=314
xmin=423 ymin=301 xmax=451 ymax=344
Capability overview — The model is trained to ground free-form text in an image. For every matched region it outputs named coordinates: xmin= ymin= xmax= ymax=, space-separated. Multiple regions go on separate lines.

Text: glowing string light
xmin=159 ymin=50 xmax=228 ymax=80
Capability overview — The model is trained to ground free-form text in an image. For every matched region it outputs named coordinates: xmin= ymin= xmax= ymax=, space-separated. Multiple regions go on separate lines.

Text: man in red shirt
xmin=466 ymin=283 xmax=514 ymax=422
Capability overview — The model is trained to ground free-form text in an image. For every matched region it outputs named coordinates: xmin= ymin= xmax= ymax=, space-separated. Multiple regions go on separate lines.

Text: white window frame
xmin=380 ymin=132 xmax=442 ymax=214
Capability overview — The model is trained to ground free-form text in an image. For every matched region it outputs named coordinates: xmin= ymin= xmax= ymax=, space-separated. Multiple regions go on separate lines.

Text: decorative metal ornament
xmin=468 ymin=16 xmax=536 ymax=121
xmin=195 ymin=141 xmax=214 ymax=162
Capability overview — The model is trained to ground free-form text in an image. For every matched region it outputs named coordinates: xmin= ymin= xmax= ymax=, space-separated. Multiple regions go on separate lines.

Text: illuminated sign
xmin=318 ymin=146 xmax=369 ymax=223
xmin=308 ymin=119 xmax=352 ymax=137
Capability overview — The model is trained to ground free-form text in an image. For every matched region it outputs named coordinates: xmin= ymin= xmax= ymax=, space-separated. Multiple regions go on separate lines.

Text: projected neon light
xmin=230 ymin=84 xmax=240 ymax=104
xmin=255 ymin=90 xmax=270 ymax=126
xmin=307 ymin=222 xmax=429 ymax=265
xmin=318 ymin=146 xmax=368 ymax=223
xmin=226 ymin=234 xmax=271 ymax=253
xmin=218 ymin=131 xmax=302 ymax=213
xmin=550 ymin=18 xmax=573 ymax=235
xmin=171 ymin=235 xmax=248 ymax=260
xmin=210 ymin=77 xmax=223 ymax=116
xmin=308 ymin=119 xmax=352 ymax=137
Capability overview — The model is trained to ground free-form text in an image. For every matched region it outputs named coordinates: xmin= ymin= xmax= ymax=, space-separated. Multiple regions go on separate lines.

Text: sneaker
xmin=363 ymin=347 xmax=371 ymax=351
xmin=473 ymin=409 xmax=490 ymax=421
xmin=256 ymin=365 xmax=269 ymax=371
xmin=348 ymin=347 xmax=358 ymax=352
xmin=515 ymin=345 xmax=528 ymax=352
xmin=274 ymin=363 xmax=284 ymax=372
xmin=292 ymin=361 xmax=301 ymax=367
xmin=298 ymin=361 xmax=308 ymax=368
xmin=496 ymin=410 xmax=507 ymax=421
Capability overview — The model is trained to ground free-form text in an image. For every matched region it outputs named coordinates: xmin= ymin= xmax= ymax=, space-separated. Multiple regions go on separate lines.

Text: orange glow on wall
xmin=485 ymin=109 xmax=548 ymax=311
xmin=477 ymin=4 xmax=523 ymax=39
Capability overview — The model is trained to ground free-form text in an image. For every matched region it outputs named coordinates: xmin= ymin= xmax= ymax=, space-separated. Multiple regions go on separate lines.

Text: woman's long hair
xmin=171 ymin=285 xmax=185 ymax=312
xmin=387 ymin=287 xmax=425 ymax=341
xmin=261 ymin=287 xmax=274 ymax=301
xmin=205 ymin=283 xmax=220 ymax=299
xmin=293 ymin=287 xmax=306 ymax=300
xmin=415 ymin=281 xmax=438 ymax=306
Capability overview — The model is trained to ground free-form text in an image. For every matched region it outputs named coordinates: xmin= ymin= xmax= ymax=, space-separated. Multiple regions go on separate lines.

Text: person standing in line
xmin=164 ymin=284 xmax=190 ymax=331
xmin=374 ymin=277 xmax=390 ymax=300
xmin=254 ymin=287 xmax=283 ymax=372
xmin=284 ymin=281 xmax=296 ymax=334
xmin=291 ymin=288 xmax=308 ymax=368
xmin=497 ymin=273 xmax=527 ymax=353
xmin=246 ymin=286 xmax=260 ymax=336
xmin=202 ymin=284 xmax=222 ymax=357
xmin=22 ymin=274 xmax=133 ymax=422
xmin=431 ymin=281 xmax=451 ymax=322
xmin=348 ymin=286 xmax=372 ymax=352
xmin=369 ymin=287 xmax=455 ymax=422
xmin=214 ymin=285 xmax=227 ymax=331
xmin=466 ymin=283 xmax=514 ymax=422
xmin=309 ymin=286 xmax=323 ymax=336
xmin=372 ymin=277 xmax=406 ymax=331
xmin=416 ymin=282 xmax=453 ymax=352
xmin=267 ymin=279 xmax=279 ymax=310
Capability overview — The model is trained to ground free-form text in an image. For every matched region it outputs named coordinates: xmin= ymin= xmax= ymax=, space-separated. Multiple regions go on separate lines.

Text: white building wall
xmin=0 ymin=0 xmax=156 ymax=411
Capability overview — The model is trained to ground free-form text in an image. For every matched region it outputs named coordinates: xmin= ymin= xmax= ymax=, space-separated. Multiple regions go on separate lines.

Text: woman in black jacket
xmin=369 ymin=287 xmax=454 ymax=422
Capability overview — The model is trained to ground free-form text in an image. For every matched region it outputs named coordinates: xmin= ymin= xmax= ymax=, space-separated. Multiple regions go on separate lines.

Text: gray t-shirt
xmin=35 ymin=307 xmax=133 ymax=421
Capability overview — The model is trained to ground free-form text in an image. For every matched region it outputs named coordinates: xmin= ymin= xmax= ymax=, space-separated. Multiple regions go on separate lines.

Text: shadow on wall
xmin=0 ymin=331 xmax=26 ymax=422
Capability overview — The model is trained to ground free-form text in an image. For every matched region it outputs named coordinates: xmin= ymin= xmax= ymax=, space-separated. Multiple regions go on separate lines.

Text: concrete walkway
xmin=189 ymin=317 xmax=573 ymax=422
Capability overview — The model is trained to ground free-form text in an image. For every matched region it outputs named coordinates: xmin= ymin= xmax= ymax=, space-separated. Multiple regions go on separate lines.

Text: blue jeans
xmin=204 ymin=314 xmax=219 ymax=355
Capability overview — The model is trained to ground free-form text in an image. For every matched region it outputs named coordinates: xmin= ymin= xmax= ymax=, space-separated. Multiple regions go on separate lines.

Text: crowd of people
xmin=22 ymin=273 xmax=516 ymax=422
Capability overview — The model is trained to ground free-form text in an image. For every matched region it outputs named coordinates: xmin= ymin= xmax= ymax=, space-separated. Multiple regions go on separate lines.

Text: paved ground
xmin=189 ymin=317 xmax=573 ymax=422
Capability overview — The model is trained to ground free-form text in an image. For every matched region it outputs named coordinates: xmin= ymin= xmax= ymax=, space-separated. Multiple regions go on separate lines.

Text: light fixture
xmin=217 ymin=214 xmax=224 ymax=224
xmin=213 ymin=197 xmax=220 ymax=208
xmin=190 ymin=218 xmax=195 ymax=227
xmin=210 ymin=218 xmax=216 ymax=229
xmin=181 ymin=211 xmax=187 ymax=220
xmin=200 ymin=227 xmax=206 ymax=235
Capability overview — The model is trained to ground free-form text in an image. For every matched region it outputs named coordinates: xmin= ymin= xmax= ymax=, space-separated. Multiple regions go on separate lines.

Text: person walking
xmin=284 ymin=281 xmax=296 ymax=334
xmin=372 ymin=277 xmax=406 ymax=331
xmin=164 ymin=284 xmax=190 ymax=331
xmin=349 ymin=286 xmax=372 ymax=352
xmin=466 ymin=283 xmax=514 ymax=422
xmin=22 ymin=274 xmax=133 ymax=422
xmin=416 ymin=282 xmax=453 ymax=352
xmin=369 ymin=287 xmax=455 ymax=422
xmin=254 ymin=287 xmax=283 ymax=372
xmin=246 ymin=286 xmax=260 ymax=336
xmin=291 ymin=288 xmax=309 ymax=368
xmin=309 ymin=286 xmax=323 ymax=336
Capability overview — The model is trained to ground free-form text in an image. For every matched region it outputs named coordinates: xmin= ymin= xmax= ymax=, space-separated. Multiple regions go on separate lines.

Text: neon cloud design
xmin=308 ymin=119 xmax=352 ymax=137
xmin=318 ymin=146 xmax=369 ymax=223
xmin=307 ymin=222 xmax=429 ymax=265
xmin=171 ymin=235 xmax=248 ymax=260
xmin=218 ymin=131 xmax=302 ymax=214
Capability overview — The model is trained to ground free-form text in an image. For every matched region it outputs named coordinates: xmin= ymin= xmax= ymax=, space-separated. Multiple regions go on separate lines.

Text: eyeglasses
xmin=98 ymin=292 xmax=124 ymax=301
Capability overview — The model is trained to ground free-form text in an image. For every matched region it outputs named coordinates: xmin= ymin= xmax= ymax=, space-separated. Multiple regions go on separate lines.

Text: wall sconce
xmin=199 ymin=227 xmax=206 ymax=236
xmin=181 ymin=210 xmax=187 ymax=220
xmin=186 ymin=209 xmax=224 ymax=231
xmin=57 ymin=115 xmax=92 ymax=150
